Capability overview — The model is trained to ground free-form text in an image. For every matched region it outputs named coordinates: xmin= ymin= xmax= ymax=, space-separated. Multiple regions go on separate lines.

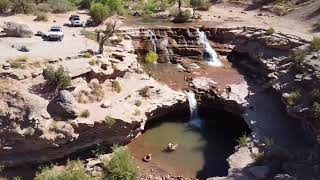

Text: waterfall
xmin=149 ymin=30 xmax=157 ymax=53
xmin=197 ymin=29 xmax=223 ymax=67
xmin=161 ymin=38 xmax=173 ymax=63
xmin=185 ymin=91 xmax=203 ymax=128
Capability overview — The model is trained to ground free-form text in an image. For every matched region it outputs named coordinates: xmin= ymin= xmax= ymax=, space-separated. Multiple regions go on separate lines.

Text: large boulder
xmin=47 ymin=90 xmax=79 ymax=119
xmin=2 ymin=22 xmax=33 ymax=38
xmin=249 ymin=165 xmax=270 ymax=179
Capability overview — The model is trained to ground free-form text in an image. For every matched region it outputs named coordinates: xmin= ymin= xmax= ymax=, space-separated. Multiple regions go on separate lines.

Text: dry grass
xmin=112 ymin=81 xmax=121 ymax=93
xmin=78 ymin=84 xmax=104 ymax=103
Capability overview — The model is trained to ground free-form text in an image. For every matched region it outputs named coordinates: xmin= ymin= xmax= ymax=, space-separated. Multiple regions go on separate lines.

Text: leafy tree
xmin=95 ymin=0 xmax=124 ymax=14
xmin=96 ymin=21 xmax=118 ymax=54
xmin=145 ymin=50 xmax=158 ymax=64
xmin=89 ymin=2 xmax=110 ymax=24
xmin=0 ymin=0 xmax=10 ymax=13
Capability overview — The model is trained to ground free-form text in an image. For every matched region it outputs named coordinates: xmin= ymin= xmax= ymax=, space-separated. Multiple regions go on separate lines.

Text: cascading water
xmin=149 ymin=30 xmax=157 ymax=53
xmin=197 ymin=29 xmax=223 ymax=67
xmin=185 ymin=91 xmax=203 ymax=128
xmin=161 ymin=38 xmax=173 ymax=63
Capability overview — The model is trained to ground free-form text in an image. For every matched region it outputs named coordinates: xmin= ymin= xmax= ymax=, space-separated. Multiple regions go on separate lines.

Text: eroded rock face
xmin=2 ymin=22 xmax=33 ymax=38
xmin=47 ymin=90 xmax=79 ymax=119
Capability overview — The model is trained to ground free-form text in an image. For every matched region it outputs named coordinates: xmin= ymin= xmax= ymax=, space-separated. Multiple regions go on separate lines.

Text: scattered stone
xmin=48 ymin=59 xmax=58 ymax=63
xmin=47 ymin=90 xmax=79 ymax=119
xmin=35 ymin=31 xmax=46 ymax=37
xmin=249 ymin=165 xmax=270 ymax=179
xmin=3 ymin=22 xmax=33 ymax=38
xmin=124 ymin=34 xmax=131 ymax=40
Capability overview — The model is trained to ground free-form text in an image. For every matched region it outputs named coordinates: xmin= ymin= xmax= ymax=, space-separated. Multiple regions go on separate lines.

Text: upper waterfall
xmin=197 ymin=29 xmax=223 ymax=67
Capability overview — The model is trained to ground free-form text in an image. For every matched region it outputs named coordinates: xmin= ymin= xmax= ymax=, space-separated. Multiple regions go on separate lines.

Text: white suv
xmin=48 ymin=26 xmax=64 ymax=41
xmin=70 ymin=15 xmax=82 ymax=27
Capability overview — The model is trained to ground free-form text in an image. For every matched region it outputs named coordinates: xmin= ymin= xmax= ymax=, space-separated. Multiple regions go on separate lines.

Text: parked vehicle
xmin=69 ymin=14 xmax=82 ymax=27
xmin=48 ymin=26 xmax=64 ymax=41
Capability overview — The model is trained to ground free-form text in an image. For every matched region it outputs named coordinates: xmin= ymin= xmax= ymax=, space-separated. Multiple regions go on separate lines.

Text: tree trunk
xmin=193 ymin=7 xmax=196 ymax=17
xmin=178 ymin=0 xmax=182 ymax=14
xmin=98 ymin=42 xmax=104 ymax=55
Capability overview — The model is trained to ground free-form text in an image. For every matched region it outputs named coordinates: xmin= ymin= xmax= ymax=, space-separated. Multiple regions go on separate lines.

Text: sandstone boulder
xmin=3 ymin=22 xmax=33 ymax=38
xmin=47 ymin=90 xmax=79 ymax=119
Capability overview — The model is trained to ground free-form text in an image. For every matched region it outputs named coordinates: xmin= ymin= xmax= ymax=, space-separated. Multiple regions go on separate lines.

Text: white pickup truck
xmin=48 ymin=26 xmax=64 ymax=41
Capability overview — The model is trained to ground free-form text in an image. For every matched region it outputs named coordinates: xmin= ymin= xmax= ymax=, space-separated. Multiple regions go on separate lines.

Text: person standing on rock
xmin=226 ymin=86 xmax=231 ymax=98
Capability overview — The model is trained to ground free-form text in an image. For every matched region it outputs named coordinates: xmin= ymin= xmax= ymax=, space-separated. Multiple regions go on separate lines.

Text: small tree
xmin=89 ymin=2 xmax=110 ymax=25
xmin=96 ymin=21 xmax=118 ymax=54
xmin=145 ymin=50 xmax=158 ymax=79
xmin=43 ymin=66 xmax=71 ymax=89
xmin=190 ymin=0 xmax=200 ymax=17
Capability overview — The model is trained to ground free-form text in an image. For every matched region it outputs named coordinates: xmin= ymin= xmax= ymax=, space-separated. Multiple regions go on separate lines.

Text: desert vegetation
xmin=43 ymin=66 xmax=71 ymax=89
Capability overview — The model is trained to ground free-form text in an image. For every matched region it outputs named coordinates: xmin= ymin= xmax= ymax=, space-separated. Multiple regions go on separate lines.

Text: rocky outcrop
xmin=2 ymin=22 xmax=33 ymax=38
xmin=47 ymin=90 xmax=79 ymax=119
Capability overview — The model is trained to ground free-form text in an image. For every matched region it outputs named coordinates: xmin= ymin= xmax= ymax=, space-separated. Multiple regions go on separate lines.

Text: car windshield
xmin=73 ymin=17 xmax=80 ymax=21
xmin=50 ymin=28 xmax=61 ymax=32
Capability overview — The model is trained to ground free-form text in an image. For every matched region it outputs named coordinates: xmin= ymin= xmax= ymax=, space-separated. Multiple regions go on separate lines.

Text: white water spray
xmin=197 ymin=29 xmax=223 ymax=67
xmin=149 ymin=30 xmax=157 ymax=53
xmin=185 ymin=91 xmax=203 ymax=128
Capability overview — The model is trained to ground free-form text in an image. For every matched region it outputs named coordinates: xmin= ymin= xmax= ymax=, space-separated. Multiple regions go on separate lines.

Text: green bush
xmin=112 ymin=81 xmax=121 ymax=93
xmin=24 ymin=126 xmax=35 ymax=136
xmin=265 ymin=27 xmax=275 ymax=36
xmin=34 ymin=12 xmax=48 ymax=21
xmin=237 ymin=133 xmax=249 ymax=147
xmin=106 ymin=146 xmax=139 ymax=180
xmin=89 ymin=58 xmax=98 ymax=66
xmin=90 ymin=2 xmax=110 ymax=25
xmin=11 ymin=0 xmax=33 ymax=14
xmin=254 ymin=151 xmax=266 ymax=165
xmin=145 ymin=50 xmax=158 ymax=64
xmin=83 ymin=52 xmax=93 ymax=58
xmin=96 ymin=0 xmax=124 ymax=15
xmin=35 ymin=160 xmax=93 ymax=180
xmin=43 ymin=66 xmax=71 ymax=88
xmin=80 ymin=109 xmax=90 ymax=118
xmin=172 ymin=9 xmax=192 ymax=23
xmin=47 ymin=0 xmax=75 ymax=13
xmin=0 ymin=0 xmax=10 ymax=14
xmin=135 ymin=100 xmax=142 ymax=107
xmin=287 ymin=90 xmax=303 ymax=106
xmin=310 ymin=37 xmax=320 ymax=52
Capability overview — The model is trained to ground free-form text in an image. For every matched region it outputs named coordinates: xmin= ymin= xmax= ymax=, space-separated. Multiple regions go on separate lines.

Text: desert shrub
xmin=172 ymin=9 xmax=192 ymax=23
xmin=133 ymin=109 xmax=141 ymax=116
xmin=116 ymin=33 xmax=124 ymax=43
xmin=310 ymin=37 xmax=320 ymax=52
xmin=89 ymin=58 xmax=98 ymax=66
xmin=191 ymin=0 xmax=210 ymax=12
xmin=287 ymin=90 xmax=303 ymax=106
xmin=145 ymin=50 xmax=158 ymax=64
xmin=312 ymin=102 xmax=320 ymax=117
xmin=265 ymin=27 xmax=275 ymax=36
xmin=80 ymin=30 xmax=97 ymax=41
xmin=24 ymin=126 xmax=35 ymax=136
xmin=112 ymin=81 xmax=121 ymax=93
xmin=34 ymin=12 xmax=48 ymax=21
xmin=310 ymin=89 xmax=320 ymax=102
xmin=105 ymin=116 xmax=116 ymax=128
xmin=43 ymin=66 xmax=71 ymax=88
xmin=83 ymin=52 xmax=93 ymax=58
xmin=138 ymin=86 xmax=150 ymax=98
xmin=90 ymin=2 xmax=110 ymax=25
xmin=290 ymin=48 xmax=307 ymax=62
xmin=47 ymin=0 xmax=75 ymax=13
xmin=7 ymin=56 xmax=28 ymax=69
xmin=91 ymin=84 xmax=104 ymax=100
xmin=237 ymin=133 xmax=249 ymax=147
xmin=106 ymin=145 xmax=139 ymax=180
xmin=35 ymin=160 xmax=93 ymax=180
xmin=135 ymin=100 xmax=142 ymax=107
xmin=11 ymin=0 xmax=34 ymax=14
xmin=0 ymin=0 xmax=10 ymax=14
xmin=80 ymin=109 xmax=90 ymax=118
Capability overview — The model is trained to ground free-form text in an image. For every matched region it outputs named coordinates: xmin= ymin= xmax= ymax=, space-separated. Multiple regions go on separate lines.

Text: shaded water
xmin=128 ymin=110 xmax=250 ymax=179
